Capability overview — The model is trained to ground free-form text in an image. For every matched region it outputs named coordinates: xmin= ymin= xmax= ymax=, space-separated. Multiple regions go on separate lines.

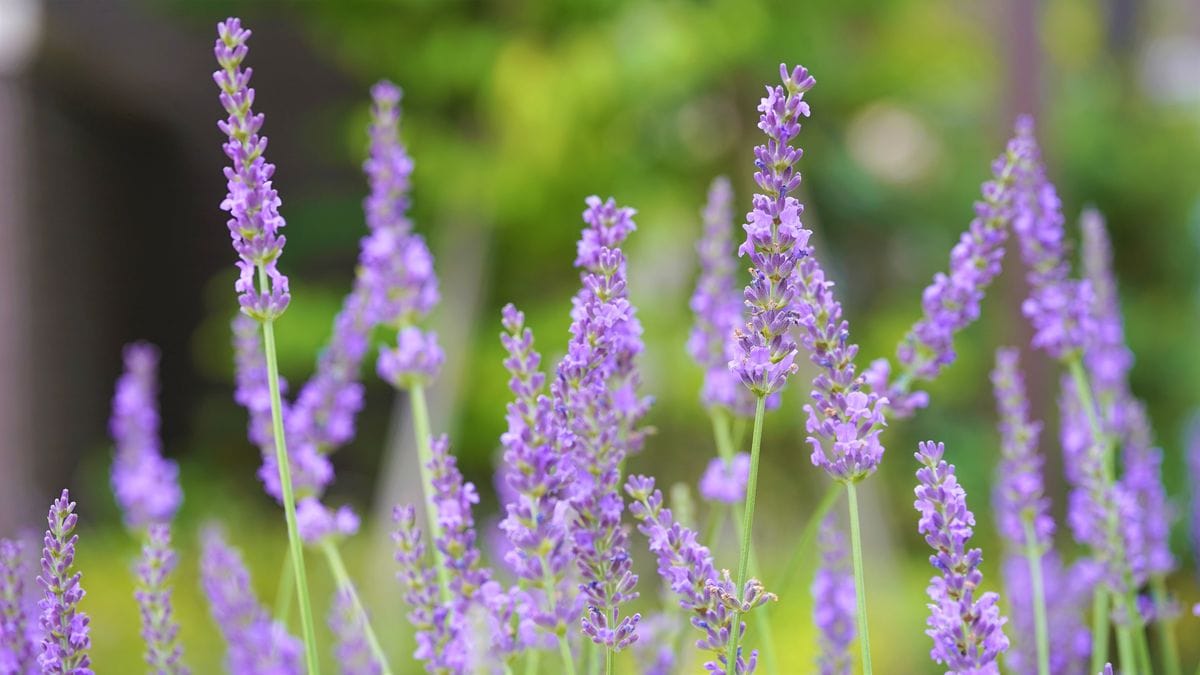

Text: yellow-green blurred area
xmin=4 ymin=0 xmax=1200 ymax=672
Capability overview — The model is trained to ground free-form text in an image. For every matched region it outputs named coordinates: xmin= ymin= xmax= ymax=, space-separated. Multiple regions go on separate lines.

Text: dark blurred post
xmin=0 ymin=0 xmax=41 ymax=533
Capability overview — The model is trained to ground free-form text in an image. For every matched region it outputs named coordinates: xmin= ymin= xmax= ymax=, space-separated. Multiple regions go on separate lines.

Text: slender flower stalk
xmin=37 ymin=490 xmax=92 ymax=675
xmin=214 ymin=18 xmax=319 ymax=672
xmin=866 ymin=124 xmax=1036 ymax=417
xmin=914 ymin=442 xmax=1009 ymax=672
xmin=626 ymin=475 xmax=775 ymax=674
xmin=812 ymin=519 xmax=855 ymax=675
xmin=1 ymin=539 xmax=36 ymax=674
xmin=200 ymin=529 xmax=302 ymax=674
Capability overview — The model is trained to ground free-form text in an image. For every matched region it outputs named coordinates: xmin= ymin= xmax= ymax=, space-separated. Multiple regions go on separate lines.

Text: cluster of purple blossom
xmin=2 ymin=16 xmax=1199 ymax=675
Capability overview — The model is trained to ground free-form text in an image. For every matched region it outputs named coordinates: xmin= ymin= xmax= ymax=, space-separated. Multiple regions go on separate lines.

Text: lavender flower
xmin=476 ymin=582 xmax=537 ymax=664
xmin=990 ymin=348 xmax=1053 ymax=548
xmin=812 ymin=519 xmax=855 ymax=675
xmin=37 ymin=490 xmax=92 ymax=675
xmin=295 ymin=498 xmax=360 ymax=545
xmin=698 ymin=453 xmax=750 ymax=504
xmin=214 ymin=18 xmax=290 ymax=320
xmin=867 ymin=124 xmax=1037 ymax=417
xmin=626 ymin=475 xmax=774 ymax=674
xmin=1 ymin=539 xmax=35 ymax=674
xmin=1079 ymin=209 xmax=1133 ymax=430
xmin=135 ymin=525 xmax=186 ymax=675
xmin=329 ymin=590 xmax=382 ymax=675
xmin=109 ymin=342 xmax=183 ymax=528
xmin=200 ymin=529 xmax=301 ymax=675
xmin=1189 ymin=415 xmax=1200 ymax=579
xmin=377 ymin=327 xmax=444 ymax=387
xmin=428 ymin=435 xmax=490 ymax=615
xmin=392 ymin=506 xmax=457 ymax=672
xmin=730 ymin=65 xmax=815 ymax=398
xmin=496 ymin=304 xmax=575 ymax=634
xmin=1119 ymin=401 xmax=1174 ymax=579
xmin=1010 ymin=120 xmax=1094 ymax=361
xmin=1002 ymin=553 xmax=1095 ymax=675
xmin=689 ymin=176 xmax=758 ymax=416
xmin=913 ymin=442 xmax=1008 ymax=672
xmin=553 ymin=197 xmax=649 ymax=649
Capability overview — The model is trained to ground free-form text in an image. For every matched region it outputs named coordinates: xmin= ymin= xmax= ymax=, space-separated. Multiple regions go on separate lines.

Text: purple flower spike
xmin=392 ymin=506 xmax=458 ymax=672
xmin=1188 ymin=416 xmax=1200 ymax=579
xmin=698 ymin=454 xmax=751 ymax=504
xmin=1 ymin=539 xmax=36 ymax=674
xmin=497 ymin=304 xmax=575 ymax=634
xmin=428 ymin=435 xmax=490 ymax=611
xmin=110 ymin=342 xmax=183 ymax=529
xmin=1010 ymin=120 xmax=1094 ymax=361
xmin=37 ymin=490 xmax=92 ymax=675
xmin=214 ymin=18 xmax=290 ymax=320
xmin=329 ymin=589 xmax=382 ymax=675
xmin=812 ymin=519 xmax=855 ymax=675
xmin=913 ymin=442 xmax=1009 ymax=673
xmin=295 ymin=497 xmax=360 ymax=545
xmin=377 ymin=327 xmax=444 ymax=387
xmin=868 ymin=124 xmax=1037 ymax=417
xmin=730 ymin=65 xmax=816 ymax=398
xmin=689 ymin=176 xmax=760 ymax=416
xmin=200 ymin=529 xmax=301 ymax=675
xmin=990 ymin=348 xmax=1053 ymax=549
xmin=626 ymin=475 xmax=773 ymax=674
xmin=136 ymin=525 xmax=187 ymax=674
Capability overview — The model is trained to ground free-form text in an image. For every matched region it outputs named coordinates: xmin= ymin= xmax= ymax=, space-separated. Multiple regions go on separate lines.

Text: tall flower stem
xmin=725 ymin=395 xmax=767 ymax=672
xmin=321 ymin=541 xmax=394 ymax=675
xmin=1091 ymin=588 xmax=1110 ymax=673
xmin=711 ymin=407 xmax=778 ymax=675
xmin=1151 ymin=575 xmax=1182 ymax=675
xmin=773 ymin=483 xmax=841 ymax=599
xmin=559 ymin=637 xmax=578 ymax=675
xmin=273 ymin=549 xmax=294 ymax=623
xmin=1022 ymin=519 xmax=1051 ymax=675
xmin=407 ymin=383 xmax=451 ymax=600
xmin=523 ymin=650 xmax=540 ymax=675
xmin=259 ymin=303 xmax=321 ymax=675
xmin=846 ymin=481 xmax=874 ymax=675
xmin=1116 ymin=626 xmax=1136 ymax=675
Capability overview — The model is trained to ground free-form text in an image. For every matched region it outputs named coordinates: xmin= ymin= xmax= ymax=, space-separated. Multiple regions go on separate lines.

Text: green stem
xmin=259 ymin=306 xmax=321 ymax=675
xmin=1022 ymin=519 xmax=1050 ymax=675
xmin=605 ymin=648 xmax=613 ymax=675
xmin=712 ymin=408 xmax=778 ymax=675
xmin=321 ymin=541 xmax=394 ymax=675
xmin=273 ymin=548 xmax=294 ymax=624
xmin=1152 ymin=575 xmax=1182 ymax=675
xmin=1091 ymin=588 xmax=1111 ymax=674
xmin=408 ymin=383 xmax=451 ymax=601
xmin=772 ymin=483 xmax=841 ymax=600
xmin=1116 ymin=626 xmax=1137 ymax=675
xmin=558 ymin=635 xmax=578 ymax=675
xmin=846 ymin=481 xmax=873 ymax=675
xmin=724 ymin=396 xmax=766 ymax=672
xmin=523 ymin=649 xmax=540 ymax=675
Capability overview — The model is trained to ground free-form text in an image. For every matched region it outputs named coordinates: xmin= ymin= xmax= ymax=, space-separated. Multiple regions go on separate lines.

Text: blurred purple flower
xmin=200 ymin=528 xmax=301 ymax=675
xmin=698 ymin=454 xmax=750 ymax=504
xmin=990 ymin=347 xmax=1053 ymax=548
xmin=295 ymin=498 xmax=360 ymax=545
xmin=37 ymin=490 xmax=92 ymax=675
xmin=812 ymin=519 xmax=855 ymax=675
xmin=109 ymin=342 xmax=183 ymax=528
xmin=135 ymin=525 xmax=187 ymax=675
xmin=0 ymin=539 xmax=36 ymax=674
xmin=914 ymin=442 xmax=1008 ymax=672
xmin=392 ymin=505 xmax=459 ymax=672
xmin=329 ymin=590 xmax=381 ymax=675
xmin=377 ymin=327 xmax=444 ymax=387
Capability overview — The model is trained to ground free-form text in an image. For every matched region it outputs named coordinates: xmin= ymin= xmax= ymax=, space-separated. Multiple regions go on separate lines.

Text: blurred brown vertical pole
xmin=0 ymin=0 xmax=41 ymax=534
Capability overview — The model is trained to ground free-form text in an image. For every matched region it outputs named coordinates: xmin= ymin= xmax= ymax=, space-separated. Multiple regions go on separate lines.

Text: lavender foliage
xmin=626 ymin=475 xmax=774 ymax=674
xmin=214 ymin=18 xmax=290 ymax=320
xmin=135 ymin=525 xmax=186 ymax=675
xmin=867 ymin=124 xmax=1036 ymax=418
xmin=914 ymin=442 xmax=1008 ymax=673
xmin=689 ymin=176 xmax=758 ymax=416
xmin=812 ymin=519 xmax=855 ymax=675
xmin=199 ymin=529 xmax=301 ymax=675
xmin=37 ymin=491 xmax=92 ymax=675
xmin=0 ymin=539 xmax=35 ymax=674
xmin=990 ymin=348 xmax=1053 ymax=548
xmin=109 ymin=342 xmax=183 ymax=528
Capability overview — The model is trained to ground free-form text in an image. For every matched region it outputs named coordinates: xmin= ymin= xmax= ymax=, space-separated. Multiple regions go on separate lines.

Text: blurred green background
xmin=4 ymin=0 xmax=1200 ymax=672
